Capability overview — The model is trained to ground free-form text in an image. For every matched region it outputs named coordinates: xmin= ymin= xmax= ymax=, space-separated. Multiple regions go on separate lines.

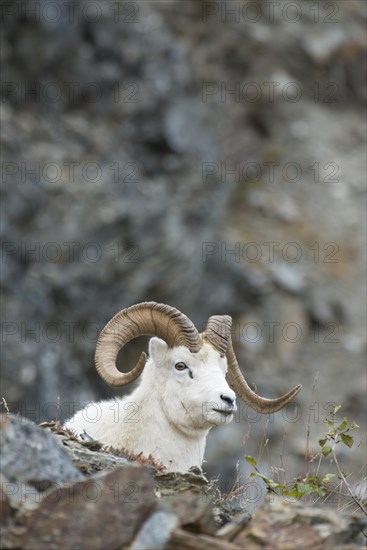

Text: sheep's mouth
xmin=212 ymin=408 xmax=235 ymax=417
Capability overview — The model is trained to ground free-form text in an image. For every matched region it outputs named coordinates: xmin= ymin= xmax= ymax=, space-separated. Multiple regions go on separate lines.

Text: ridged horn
xmin=95 ymin=302 xmax=201 ymax=387
xmin=205 ymin=314 xmax=301 ymax=413
xmin=226 ymin=338 xmax=302 ymax=413
xmin=203 ymin=315 xmax=232 ymax=356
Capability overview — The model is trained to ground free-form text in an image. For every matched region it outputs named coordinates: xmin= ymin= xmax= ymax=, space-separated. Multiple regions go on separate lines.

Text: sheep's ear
xmin=149 ymin=337 xmax=168 ymax=366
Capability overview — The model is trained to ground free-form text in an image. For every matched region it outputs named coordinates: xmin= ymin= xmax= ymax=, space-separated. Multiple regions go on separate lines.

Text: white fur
xmin=64 ymin=338 xmax=236 ymax=472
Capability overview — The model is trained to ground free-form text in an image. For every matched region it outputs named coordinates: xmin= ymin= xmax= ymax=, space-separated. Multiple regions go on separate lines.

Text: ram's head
xmin=95 ymin=302 xmax=301 ymax=429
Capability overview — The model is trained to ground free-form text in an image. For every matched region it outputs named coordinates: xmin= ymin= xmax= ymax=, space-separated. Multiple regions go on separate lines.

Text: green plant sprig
xmin=245 ymin=405 xmax=366 ymax=516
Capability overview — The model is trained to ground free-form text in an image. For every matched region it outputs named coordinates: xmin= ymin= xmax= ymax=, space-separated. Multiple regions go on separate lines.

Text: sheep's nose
xmin=220 ymin=394 xmax=235 ymax=407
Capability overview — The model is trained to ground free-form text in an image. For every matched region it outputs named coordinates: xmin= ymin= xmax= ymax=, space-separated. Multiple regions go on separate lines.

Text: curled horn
xmin=204 ymin=315 xmax=302 ymax=413
xmin=95 ymin=302 xmax=201 ymax=387
xmin=203 ymin=315 xmax=233 ymax=356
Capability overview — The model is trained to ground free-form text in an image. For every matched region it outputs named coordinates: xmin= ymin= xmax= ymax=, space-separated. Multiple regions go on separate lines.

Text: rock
xmin=158 ymin=491 xmax=216 ymax=534
xmin=167 ymin=528 xmax=243 ymax=550
xmin=163 ymin=99 xmax=217 ymax=158
xmin=130 ymin=511 xmax=179 ymax=550
xmin=40 ymin=422 xmax=130 ymax=474
xmin=0 ymin=473 xmax=41 ymax=521
xmin=155 ymin=467 xmax=208 ymax=496
xmin=247 ymin=191 xmax=300 ymax=223
xmin=23 ymin=466 xmax=156 ymax=550
xmin=1 ymin=424 xmax=366 ymax=550
xmin=216 ymin=510 xmax=252 ymax=539
xmin=0 ymin=482 xmax=12 ymax=524
xmin=306 ymin=288 xmax=346 ymax=326
xmin=0 ymin=415 xmax=83 ymax=489
xmin=302 ymin=27 xmax=347 ymax=63
xmin=269 ymin=263 xmax=306 ymax=294
xmin=233 ymin=495 xmax=367 ymax=549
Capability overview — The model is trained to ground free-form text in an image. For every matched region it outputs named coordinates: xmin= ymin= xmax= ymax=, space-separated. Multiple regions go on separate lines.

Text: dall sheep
xmin=64 ymin=302 xmax=301 ymax=471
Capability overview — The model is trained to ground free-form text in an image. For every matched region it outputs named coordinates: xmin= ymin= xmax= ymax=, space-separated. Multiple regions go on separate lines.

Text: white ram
xmin=64 ymin=302 xmax=301 ymax=471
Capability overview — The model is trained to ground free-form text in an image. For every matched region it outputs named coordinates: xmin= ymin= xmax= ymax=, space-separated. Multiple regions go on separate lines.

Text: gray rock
xmin=155 ymin=467 xmax=208 ymax=497
xmin=269 ymin=263 xmax=306 ymax=294
xmin=23 ymin=466 xmax=156 ymax=550
xmin=234 ymin=495 xmax=367 ymax=548
xmin=0 ymin=415 xmax=84 ymax=489
xmin=130 ymin=511 xmax=179 ymax=550
xmin=158 ymin=491 xmax=216 ymax=534
xmin=40 ymin=423 xmax=130 ymax=475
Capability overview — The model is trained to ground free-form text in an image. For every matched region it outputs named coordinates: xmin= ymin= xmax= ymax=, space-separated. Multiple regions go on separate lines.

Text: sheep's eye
xmin=175 ymin=362 xmax=187 ymax=371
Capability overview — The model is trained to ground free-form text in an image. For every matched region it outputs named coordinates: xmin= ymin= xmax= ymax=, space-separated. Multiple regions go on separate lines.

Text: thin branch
xmin=332 ymin=447 xmax=367 ymax=516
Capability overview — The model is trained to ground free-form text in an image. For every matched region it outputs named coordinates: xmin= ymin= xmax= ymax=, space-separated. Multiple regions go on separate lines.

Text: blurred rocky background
xmin=1 ymin=0 xmax=366 ymax=496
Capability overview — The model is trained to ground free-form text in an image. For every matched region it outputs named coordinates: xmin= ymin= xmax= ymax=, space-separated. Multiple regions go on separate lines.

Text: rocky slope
xmin=1 ymin=415 xmax=366 ymax=549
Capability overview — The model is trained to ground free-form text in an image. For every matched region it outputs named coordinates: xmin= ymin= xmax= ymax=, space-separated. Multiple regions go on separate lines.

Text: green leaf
xmin=245 ymin=455 xmax=257 ymax=467
xmin=319 ymin=438 xmax=327 ymax=447
xmin=326 ymin=418 xmax=334 ymax=428
xmin=266 ymin=481 xmax=282 ymax=491
xmin=333 ymin=404 xmax=342 ymax=414
xmin=296 ymin=482 xmax=314 ymax=496
xmin=303 ymin=475 xmax=318 ymax=484
xmin=337 ymin=418 xmax=348 ymax=432
xmin=340 ymin=434 xmax=354 ymax=448
xmin=322 ymin=445 xmax=332 ymax=457
xmin=255 ymin=473 xmax=271 ymax=483
xmin=253 ymin=473 xmax=281 ymax=491
xmin=321 ymin=473 xmax=336 ymax=484
xmin=349 ymin=421 xmax=359 ymax=430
